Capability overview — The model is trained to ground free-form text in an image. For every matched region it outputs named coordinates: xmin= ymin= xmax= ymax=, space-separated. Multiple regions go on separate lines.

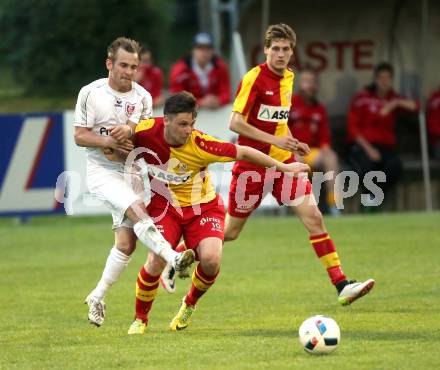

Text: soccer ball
xmin=298 ymin=315 xmax=340 ymax=354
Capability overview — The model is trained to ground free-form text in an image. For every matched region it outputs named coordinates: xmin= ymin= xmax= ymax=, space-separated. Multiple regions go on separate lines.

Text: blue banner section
xmin=0 ymin=115 xmax=23 ymax=188
xmin=0 ymin=113 xmax=65 ymax=216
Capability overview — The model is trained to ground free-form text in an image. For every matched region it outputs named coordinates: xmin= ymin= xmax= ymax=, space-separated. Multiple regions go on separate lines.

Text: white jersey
xmin=74 ymin=78 xmax=152 ymax=169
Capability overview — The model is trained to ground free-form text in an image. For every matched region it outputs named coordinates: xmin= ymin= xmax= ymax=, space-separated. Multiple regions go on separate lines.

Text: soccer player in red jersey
xmin=288 ymin=69 xmax=340 ymax=215
xmin=165 ymin=24 xmax=375 ymax=306
xmin=228 ymin=24 xmax=374 ymax=305
xmin=127 ymin=92 xmax=308 ymax=334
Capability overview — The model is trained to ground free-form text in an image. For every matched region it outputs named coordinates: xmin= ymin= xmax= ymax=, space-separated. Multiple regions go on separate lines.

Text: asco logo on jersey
xmin=258 ymin=104 xmax=290 ymax=122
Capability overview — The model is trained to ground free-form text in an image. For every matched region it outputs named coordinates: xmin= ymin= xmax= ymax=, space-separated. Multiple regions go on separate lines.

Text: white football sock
xmin=91 ymin=246 xmax=131 ymax=300
xmin=133 ymin=218 xmax=178 ymax=264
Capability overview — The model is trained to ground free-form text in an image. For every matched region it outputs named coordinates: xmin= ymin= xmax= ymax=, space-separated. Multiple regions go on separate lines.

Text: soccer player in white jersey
xmin=74 ymin=37 xmax=195 ymax=327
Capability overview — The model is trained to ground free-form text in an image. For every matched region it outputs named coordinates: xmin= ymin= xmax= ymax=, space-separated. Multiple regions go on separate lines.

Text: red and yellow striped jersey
xmin=134 ymin=117 xmax=237 ymax=208
xmin=233 ymin=62 xmax=294 ymax=169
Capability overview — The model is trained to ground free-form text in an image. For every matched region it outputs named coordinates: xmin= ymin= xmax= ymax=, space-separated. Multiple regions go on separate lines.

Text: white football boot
xmin=338 ymin=279 xmax=375 ymax=306
xmin=84 ymin=294 xmax=106 ymax=327
xmin=160 ymin=263 xmax=177 ymax=293
xmin=160 ymin=261 xmax=192 ymax=293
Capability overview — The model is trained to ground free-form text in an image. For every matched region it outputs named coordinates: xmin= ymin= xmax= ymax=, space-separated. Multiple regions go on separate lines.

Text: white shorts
xmin=87 ymin=164 xmax=146 ymax=229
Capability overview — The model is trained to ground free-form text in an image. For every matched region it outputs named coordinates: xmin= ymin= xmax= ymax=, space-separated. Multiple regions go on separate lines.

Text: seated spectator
xmin=427 ymin=88 xmax=440 ymax=159
xmin=169 ymin=32 xmax=230 ymax=109
xmin=346 ymin=62 xmax=418 ymax=205
xmin=134 ymin=47 xmax=164 ymax=107
xmin=288 ymin=69 xmax=340 ymax=215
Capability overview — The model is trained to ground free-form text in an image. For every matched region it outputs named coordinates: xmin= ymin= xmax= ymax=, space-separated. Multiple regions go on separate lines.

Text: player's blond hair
xmin=264 ymin=23 xmax=296 ymax=49
xmin=107 ymin=37 xmax=141 ymax=61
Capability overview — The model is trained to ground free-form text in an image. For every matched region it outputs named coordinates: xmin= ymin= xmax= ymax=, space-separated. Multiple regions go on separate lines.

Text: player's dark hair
xmin=107 ymin=37 xmax=141 ymax=61
xmin=164 ymin=91 xmax=198 ymax=118
xmin=374 ymin=62 xmax=394 ymax=77
xmin=264 ymin=23 xmax=296 ymax=49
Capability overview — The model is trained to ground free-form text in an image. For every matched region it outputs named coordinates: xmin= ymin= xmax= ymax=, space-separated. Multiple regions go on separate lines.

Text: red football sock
xmin=185 ymin=263 xmax=218 ymax=306
xmin=310 ymin=233 xmax=346 ymax=286
xmin=134 ymin=266 xmax=160 ymax=323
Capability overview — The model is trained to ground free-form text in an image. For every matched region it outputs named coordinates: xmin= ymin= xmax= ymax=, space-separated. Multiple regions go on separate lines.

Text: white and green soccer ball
xmin=299 ymin=315 xmax=340 ymax=354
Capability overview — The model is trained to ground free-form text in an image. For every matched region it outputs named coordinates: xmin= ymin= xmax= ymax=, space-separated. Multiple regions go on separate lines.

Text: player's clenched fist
xmin=109 ymin=125 xmax=133 ymax=142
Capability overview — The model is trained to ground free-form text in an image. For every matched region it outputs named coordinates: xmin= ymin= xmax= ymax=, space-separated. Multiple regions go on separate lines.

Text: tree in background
xmin=0 ymin=0 xmax=174 ymax=95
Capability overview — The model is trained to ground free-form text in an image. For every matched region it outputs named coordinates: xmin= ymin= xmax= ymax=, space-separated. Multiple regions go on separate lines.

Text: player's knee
xmin=116 ymin=241 xmax=136 ymax=256
xmin=202 ymin=250 xmax=222 ymax=274
xmin=224 ymin=227 xmax=241 ymax=241
xmin=224 ymin=233 xmax=237 ymax=242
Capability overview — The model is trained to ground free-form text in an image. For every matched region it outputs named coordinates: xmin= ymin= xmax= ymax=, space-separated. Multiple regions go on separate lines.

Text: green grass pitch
xmin=0 ymin=212 xmax=439 ymax=369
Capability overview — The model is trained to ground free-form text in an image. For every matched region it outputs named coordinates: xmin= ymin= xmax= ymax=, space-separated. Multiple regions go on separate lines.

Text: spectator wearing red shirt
xmin=347 ymin=62 xmax=418 ymax=201
xmin=288 ymin=69 xmax=340 ymax=215
xmin=169 ymin=32 xmax=230 ymax=109
xmin=134 ymin=47 xmax=164 ymax=107
xmin=427 ymin=88 xmax=440 ymax=159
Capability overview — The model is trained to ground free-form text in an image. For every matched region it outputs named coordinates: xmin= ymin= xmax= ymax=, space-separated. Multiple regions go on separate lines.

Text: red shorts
xmin=228 ymin=159 xmax=312 ymax=218
xmin=147 ymin=195 xmax=226 ymax=250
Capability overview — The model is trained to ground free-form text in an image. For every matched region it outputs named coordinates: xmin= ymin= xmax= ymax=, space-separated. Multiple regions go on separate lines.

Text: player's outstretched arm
xmin=229 ymin=112 xmax=299 ymax=152
xmin=236 ymin=145 xmax=309 ymax=174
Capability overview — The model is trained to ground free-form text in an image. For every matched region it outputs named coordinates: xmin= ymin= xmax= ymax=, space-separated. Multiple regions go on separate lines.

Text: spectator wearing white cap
xmin=169 ymin=32 xmax=231 ymax=109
